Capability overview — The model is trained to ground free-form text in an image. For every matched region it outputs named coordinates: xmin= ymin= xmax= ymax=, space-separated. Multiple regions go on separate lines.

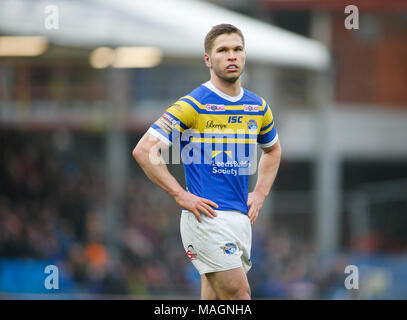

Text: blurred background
xmin=1 ymin=0 xmax=407 ymax=299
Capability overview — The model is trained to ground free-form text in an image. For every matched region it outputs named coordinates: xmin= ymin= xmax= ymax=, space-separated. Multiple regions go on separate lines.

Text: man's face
xmin=205 ymin=33 xmax=246 ymax=83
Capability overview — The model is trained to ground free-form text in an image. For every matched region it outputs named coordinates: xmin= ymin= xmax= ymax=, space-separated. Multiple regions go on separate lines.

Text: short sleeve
xmin=257 ymin=100 xmax=278 ymax=148
xmin=148 ymin=100 xmax=197 ymax=146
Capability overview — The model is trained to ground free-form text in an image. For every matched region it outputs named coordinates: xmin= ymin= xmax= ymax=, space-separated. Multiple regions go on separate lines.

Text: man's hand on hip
xmin=247 ymin=191 xmax=266 ymax=224
xmin=175 ymin=190 xmax=218 ymax=223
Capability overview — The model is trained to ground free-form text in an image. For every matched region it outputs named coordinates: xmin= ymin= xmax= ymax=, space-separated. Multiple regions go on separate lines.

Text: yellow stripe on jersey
xmin=259 ymin=122 xmax=275 ymax=135
xmin=165 ymin=100 xmax=198 ymax=129
xmin=260 ymin=97 xmax=267 ymax=108
xmin=258 ymin=98 xmax=275 ymax=133
xmin=196 ymin=114 xmax=262 ymax=134
xmin=211 ymin=150 xmax=234 ymax=158
xmin=212 ymin=150 xmax=223 ymax=158
xmin=190 ymin=137 xmax=257 ymax=144
xmin=183 ymin=95 xmax=267 ymax=112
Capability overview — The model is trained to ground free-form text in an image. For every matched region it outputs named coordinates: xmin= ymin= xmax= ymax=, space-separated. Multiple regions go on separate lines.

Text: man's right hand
xmin=175 ymin=190 xmax=218 ymax=223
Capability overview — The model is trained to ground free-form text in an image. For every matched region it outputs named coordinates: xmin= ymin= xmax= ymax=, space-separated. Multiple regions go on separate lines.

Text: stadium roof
xmin=0 ymin=0 xmax=330 ymax=70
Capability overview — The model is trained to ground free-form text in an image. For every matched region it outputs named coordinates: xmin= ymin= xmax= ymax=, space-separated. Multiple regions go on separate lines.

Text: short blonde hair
xmin=204 ymin=24 xmax=245 ymax=54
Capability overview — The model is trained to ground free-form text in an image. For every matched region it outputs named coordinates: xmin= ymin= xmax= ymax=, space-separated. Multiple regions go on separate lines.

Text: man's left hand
xmin=247 ymin=191 xmax=266 ymax=224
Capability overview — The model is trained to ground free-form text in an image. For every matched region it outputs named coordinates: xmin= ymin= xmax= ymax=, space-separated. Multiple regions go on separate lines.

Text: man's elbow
xmin=276 ymin=143 xmax=282 ymax=157
xmin=132 ymin=143 xmax=147 ymax=164
xmin=275 ymin=144 xmax=282 ymax=164
xmin=263 ymin=140 xmax=282 ymax=157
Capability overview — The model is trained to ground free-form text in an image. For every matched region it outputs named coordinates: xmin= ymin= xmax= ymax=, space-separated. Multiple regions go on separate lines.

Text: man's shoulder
xmin=241 ymin=87 xmax=266 ymax=106
xmin=179 ymin=83 xmax=211 ymax=104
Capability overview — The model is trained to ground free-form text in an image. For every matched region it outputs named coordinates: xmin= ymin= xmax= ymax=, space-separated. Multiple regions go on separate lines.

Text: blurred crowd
xmin=0 ymin=130 xmax=203 ymax=296
xmin=0 ymin=130 xmax=402 ymax=299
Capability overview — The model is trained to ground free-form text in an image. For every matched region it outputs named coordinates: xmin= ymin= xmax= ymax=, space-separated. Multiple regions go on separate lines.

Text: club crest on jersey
xmin=244 ymin=105 xmax=259 ymax=112
xmin=206 ymin=104 xmax=225 ymax=111
xmin=186 ymin=245 xmax=197 ymax=260
xmin=246 ymin=120 xmax=258 ymax=131
xmin=220 ymin=243 xmax=237 ymax=255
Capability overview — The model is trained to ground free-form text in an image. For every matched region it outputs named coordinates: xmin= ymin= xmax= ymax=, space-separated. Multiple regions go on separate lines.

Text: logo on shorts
xmin=186 ymin=245 xmax=197 ymax=260
xmin=220 ymin=243 xmax=237 ymax=255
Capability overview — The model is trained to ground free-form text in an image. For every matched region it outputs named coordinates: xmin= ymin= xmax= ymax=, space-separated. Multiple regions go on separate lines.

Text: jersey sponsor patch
xmin=205 ymin=120 xmax=227 ymax=130
xmin=243 ymin=105 xmax=259 ymax=112
xmin=157 ymin=112 xmax=177 ymax=134
xmin=206 ymin=104 xmax=225 ymax=111
xmin=162 ymin=112 xmax=177 ymax=125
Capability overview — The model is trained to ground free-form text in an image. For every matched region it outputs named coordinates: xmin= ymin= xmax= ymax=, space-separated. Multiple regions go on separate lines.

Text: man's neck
xmin=209 ymin=76 xmax=242 ymax=97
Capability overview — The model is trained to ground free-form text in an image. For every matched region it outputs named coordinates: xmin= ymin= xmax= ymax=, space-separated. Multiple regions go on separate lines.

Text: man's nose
xmin=228 ymin=51 xmax=237 ymax=60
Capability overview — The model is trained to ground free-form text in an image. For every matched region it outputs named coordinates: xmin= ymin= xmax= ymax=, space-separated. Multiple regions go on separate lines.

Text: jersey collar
xmin=203 ymin=81 xmax=244 ymax=103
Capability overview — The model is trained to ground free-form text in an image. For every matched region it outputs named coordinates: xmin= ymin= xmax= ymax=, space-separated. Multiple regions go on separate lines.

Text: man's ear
xmin=204 ymin=53 xmax=211 ymax=68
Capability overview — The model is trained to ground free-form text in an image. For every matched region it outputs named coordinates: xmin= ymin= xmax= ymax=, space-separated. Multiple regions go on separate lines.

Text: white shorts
xmin=180 ymin=210 xmax=252 ymax=275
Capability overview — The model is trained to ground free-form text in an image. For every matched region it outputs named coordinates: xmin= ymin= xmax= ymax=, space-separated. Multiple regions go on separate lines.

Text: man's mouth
xmin=226 ymin=64 xmax=238 ymax=71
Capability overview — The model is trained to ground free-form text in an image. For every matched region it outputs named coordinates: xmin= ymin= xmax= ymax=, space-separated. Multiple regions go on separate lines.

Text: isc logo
xmin=228 ymin=116 xmax=243 ymax=123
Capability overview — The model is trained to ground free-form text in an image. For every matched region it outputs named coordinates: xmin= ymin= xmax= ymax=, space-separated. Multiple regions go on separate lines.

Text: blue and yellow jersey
xmin=147 ymin=81 xmax=278 ymax=215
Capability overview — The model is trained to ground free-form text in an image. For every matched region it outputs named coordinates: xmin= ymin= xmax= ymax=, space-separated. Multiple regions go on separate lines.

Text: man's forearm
xmin=133 ymin=136 xmax=218 ymax=221
xmin=253 ymin=145 xmax=281 ymax=198
xmin=134 ymin=148 xmax=184 ymax=199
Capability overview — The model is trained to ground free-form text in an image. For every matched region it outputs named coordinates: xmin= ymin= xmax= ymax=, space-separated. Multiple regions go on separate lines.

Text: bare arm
xmin=247 ymin=140 xmax=282 ymax=224
xmin=132 ymin=132 xmax=218 ymax=222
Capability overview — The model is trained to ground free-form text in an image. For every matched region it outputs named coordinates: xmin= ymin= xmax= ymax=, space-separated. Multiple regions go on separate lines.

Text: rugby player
xmin=133 ymin=24 xmax=281 ymax=300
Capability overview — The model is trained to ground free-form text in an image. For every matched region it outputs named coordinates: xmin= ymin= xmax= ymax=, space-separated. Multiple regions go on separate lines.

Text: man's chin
xmin=220 ymin=74 xmax=240 ymax=83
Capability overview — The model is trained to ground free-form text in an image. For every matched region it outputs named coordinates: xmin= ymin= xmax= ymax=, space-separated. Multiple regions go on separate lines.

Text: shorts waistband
xmin=182 ymin=209 xmax=244 ymax=215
